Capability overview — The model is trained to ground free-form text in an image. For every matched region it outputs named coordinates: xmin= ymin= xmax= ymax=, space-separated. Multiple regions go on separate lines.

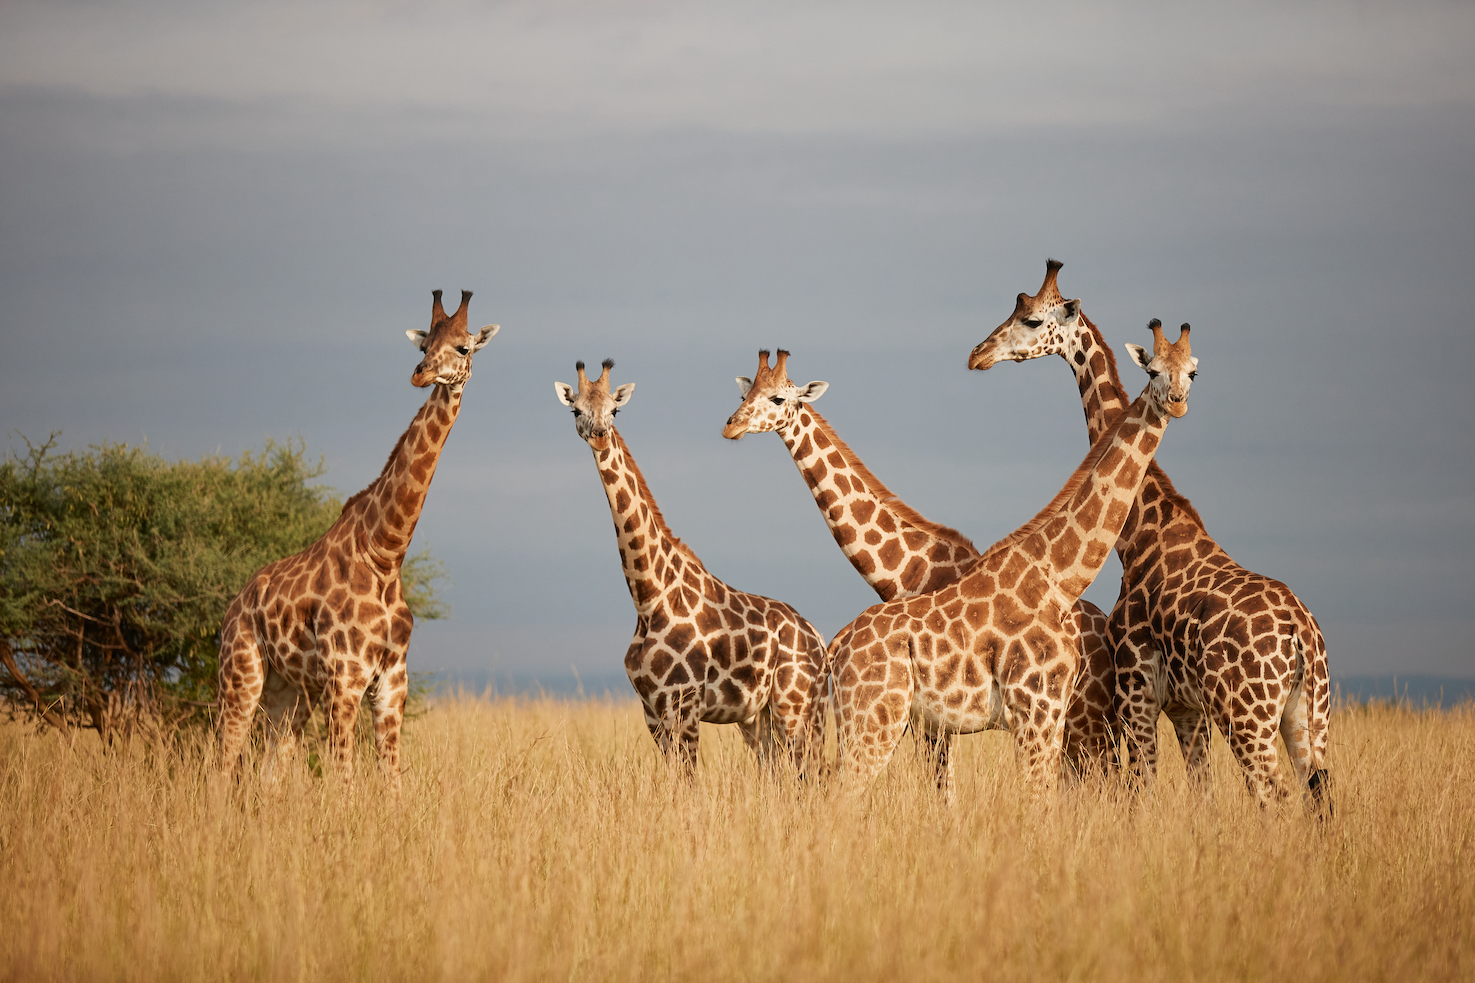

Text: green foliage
xmin=0 ymin=434 xmax=446 ymax=742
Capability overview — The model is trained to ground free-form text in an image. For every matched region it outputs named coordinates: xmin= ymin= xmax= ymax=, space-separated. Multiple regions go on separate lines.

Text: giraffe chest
xmin=248 ymin=555 xmax=407 ymax=693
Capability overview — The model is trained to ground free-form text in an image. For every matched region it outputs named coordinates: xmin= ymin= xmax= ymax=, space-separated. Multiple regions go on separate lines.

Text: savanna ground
xmin=2 ymin=692 xmax=1471 ymax=982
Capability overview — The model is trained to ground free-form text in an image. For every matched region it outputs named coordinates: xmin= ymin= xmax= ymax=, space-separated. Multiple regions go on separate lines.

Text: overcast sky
xmin=2 ymin=0 xmax=1472 ymax=684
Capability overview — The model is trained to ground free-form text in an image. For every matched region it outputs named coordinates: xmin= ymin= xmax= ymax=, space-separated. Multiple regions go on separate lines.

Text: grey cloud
xmin=1 ymin=2 xmax=1472 ymax=682
xmin=3 ymin=0 xmax=1472 ymax=149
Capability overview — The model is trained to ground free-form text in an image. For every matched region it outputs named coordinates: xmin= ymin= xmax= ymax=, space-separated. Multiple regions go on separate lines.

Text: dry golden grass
xmin=2 ymin=694 xmax=1472 ymax=982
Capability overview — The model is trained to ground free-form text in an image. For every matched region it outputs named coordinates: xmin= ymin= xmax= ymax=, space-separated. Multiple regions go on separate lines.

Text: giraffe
xmin=216 ymin=289 xmax=498 ymax=788
xmin=555 ymin=359 xmax=829 ymax=774
xmin=969 ymin=260 xmax=1331 ymax=810
xmin=720 ymin=349 xmax=1119 ymax=787
xmin=830 ymin=323 xmax=1197 ymax=794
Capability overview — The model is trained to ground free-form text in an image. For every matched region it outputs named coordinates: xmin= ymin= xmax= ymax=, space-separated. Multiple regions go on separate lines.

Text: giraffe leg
xmin=834 ymin=642 xmax=912 ymax=791
xmin=371 ymin=659 xmax=409 ymax=791
xmin=1004 ymin=685 xmax=1068 ymax=795
xmin=1215 ymin=696 xmax=1290 ymax=808
xmin=1115 ymin=636 xmax=1163 ymax=791
xmin=647 ymin=687 xmax=701 ymax=775
xmin=737 ymin=715 xmax=766 ymax=759
xmin=766 ymin=650 xmax=827 ymax=779
xmin=671 ymin=687 xmax=701 ymax=775
xmin=916 ymin=729 xmax=958 ymax=803
xmin=1064 ymin=605 xmax=1119 ymax=779
xmin=215 ymin=612 xmax=265 ymax=777
xmin=259 ymin=666 xmax=311 ymax=787
xmin=1166 ymin=705 xmax=1213 ymax=787
xmin=324 ymin=666 xmax=371 ymax=784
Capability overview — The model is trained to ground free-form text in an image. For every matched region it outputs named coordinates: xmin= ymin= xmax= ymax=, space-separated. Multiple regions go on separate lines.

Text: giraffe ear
xmin=406 ymin=329 xmax=428 ymax=351
xmin=611 ymin=383 xmax=636 ymax=407
xmin=554 ymin=381 xmax=576 ymax=406
xmin=1124 ymin=343 xmax=1152 ymax=372
xmin=1063 ymin=299 xmax=1081 ymax=320
xmin=794 ymin=381 xmax=829 ymax=403
xmin=470 ymin=324 xmax=500 ymax=352
xmin=736 ymin=376 xmax=754 ymax=397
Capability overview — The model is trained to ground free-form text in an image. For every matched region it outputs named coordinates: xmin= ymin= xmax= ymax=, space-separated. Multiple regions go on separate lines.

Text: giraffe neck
xmin=775 ymin=406 xmax=979 ymax=601
xmin=595 ymin=429 xmax=707 ymax=616
xmin=344 ymin=383 xmax=462 ymax=569
xmin=1057 ymin=310 xmax=1213 ymax=567
xmin=1060 ymin=312 xmax=1134 ymax=444
xmin=982 ymin=391 xmax=1169 ymax=603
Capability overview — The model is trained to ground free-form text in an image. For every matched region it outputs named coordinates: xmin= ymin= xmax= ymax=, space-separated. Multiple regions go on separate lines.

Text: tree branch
xmin=0 ymin=637 xmax=69 ymax=735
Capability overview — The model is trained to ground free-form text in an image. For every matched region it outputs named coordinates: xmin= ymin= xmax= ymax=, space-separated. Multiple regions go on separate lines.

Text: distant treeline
xmin=0 ymin=435 xmax=445 ymax=744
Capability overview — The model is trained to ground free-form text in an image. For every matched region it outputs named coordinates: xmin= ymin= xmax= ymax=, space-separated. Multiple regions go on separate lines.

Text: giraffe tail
xmin=1286 ymin=628 xmax=1334 ymax=817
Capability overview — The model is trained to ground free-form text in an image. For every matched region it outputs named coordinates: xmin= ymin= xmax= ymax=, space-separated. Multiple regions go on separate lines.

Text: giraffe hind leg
xmin=1166 ymin=705 xmax=1213 ymax=788
xmin=259 ymin=665 xmax=311 ymax=787
xmin=215 ymin=613 xmax=265 ymax=777
xmin=916 ymin=728 xmax=958 ymax=803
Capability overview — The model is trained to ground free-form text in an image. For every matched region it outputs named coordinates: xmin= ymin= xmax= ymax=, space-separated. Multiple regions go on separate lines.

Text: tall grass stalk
xmin=2 ymin=696 xmax=1470 ymax=981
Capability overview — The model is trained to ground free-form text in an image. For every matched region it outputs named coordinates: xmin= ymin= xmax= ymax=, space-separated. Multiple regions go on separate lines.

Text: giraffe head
xmin=1125 ymin=320 xmax=1198 ymax=418
xmin=721 ymin=349 xmax=829 ymax=439
xmin=967 ymin=259 xmax=1083 ymax=371
xmin=405 ymin=289 xmax=500 ymax=390
xmin=554 ymin=358 xmax=635 ymax=451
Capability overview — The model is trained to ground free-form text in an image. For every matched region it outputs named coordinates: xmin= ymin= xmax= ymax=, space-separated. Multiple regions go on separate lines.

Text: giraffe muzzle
xmin=967 ymin=343 xmax=997 ymax=371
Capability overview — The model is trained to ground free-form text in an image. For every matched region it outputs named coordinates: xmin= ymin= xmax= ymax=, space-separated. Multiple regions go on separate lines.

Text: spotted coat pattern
xmin=831 ymin=332 xmax=1195 ymax=793
xmin=970 ymin=260 xmax=1331 ymax=808
xmin=557 ymin=360 xmax=828 ymax=773
xmin=722 ymin=349 xmax=1118 ymax=788
xmin=216 ymin=290 xmax=499 ymax=787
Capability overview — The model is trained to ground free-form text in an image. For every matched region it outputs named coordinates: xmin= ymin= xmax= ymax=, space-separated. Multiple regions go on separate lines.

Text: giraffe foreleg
xmin=371 ymin=659 xmax=409 ymax=791
xmin=324 ymin=665 xmax=371 ymax=784
xmin=648 ymin=686 xmax=701 ymax=776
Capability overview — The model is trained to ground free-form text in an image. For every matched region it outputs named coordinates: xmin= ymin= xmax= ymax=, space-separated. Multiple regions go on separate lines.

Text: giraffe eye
xmin=1023 ymin=318 xmax=1043 ymax=329
xmin=456 ymin=346 xmax=470 ymax=356
xmin=769 ymin=396 xmax=785 ymax=405
xmin=573 ymin=408 xmax=583 ymax=417
xmin=1188 ymin=371 xmax=1197 ymax=380
xmin=1147 ymin=370 xmax=1160 ymax=380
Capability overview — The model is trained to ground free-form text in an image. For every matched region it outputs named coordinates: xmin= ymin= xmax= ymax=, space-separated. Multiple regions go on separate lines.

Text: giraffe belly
xmin=911 ymin=673 xmax=1006 ymax=735
xmin=699 ymin=667 xmax=770 ymax=725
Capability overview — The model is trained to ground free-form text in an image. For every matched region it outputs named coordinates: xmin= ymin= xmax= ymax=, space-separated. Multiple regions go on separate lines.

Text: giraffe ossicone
xmin=828 ymin=325 xmax=1197 ymax=794
xmin=722 ymin=347 xmax=1121 ymax=789
xmin=216 ymin=289 xmax=499 ymax=790
xmin=556 ymin=358 xmax=829 ymax=775
xmin=971 ymin=259 xmax=1331 ymax=811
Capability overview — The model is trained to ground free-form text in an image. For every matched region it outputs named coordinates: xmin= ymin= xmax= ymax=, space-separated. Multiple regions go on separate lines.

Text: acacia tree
xmin=0 ymin=435 xmax=446 ymax=744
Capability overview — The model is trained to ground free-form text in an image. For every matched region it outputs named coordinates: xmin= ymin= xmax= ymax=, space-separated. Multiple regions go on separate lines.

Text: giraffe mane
xmin=611 ymin=428 xmax=706 ymax=570
xmin=977 ymin=394 xmax=1143 ymax=562
xmin=339 ymin=415 xmax=417 ymax=514
xmin=807 ymin=407 xmax=978 ymax=554
xmin=1080 ymin=310 xmax=1206 ymax=529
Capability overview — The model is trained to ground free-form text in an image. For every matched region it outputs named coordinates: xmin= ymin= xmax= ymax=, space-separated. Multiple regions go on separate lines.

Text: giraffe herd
xmin=216 ymin=262 xmax=1332 ymax=813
